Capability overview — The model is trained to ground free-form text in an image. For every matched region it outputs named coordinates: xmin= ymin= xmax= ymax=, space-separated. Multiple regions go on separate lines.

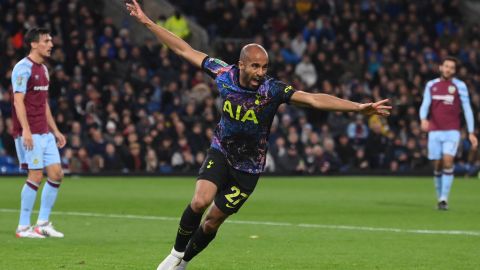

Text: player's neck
xmin=237 ymin=70 xmax=257 ymax=91
xmin=28 ymin=53 xmax=45 ymax=65
xmin=238 ymin=78 xmax=249 ymax=89
xmin=440 ymin=75 xmax=453 ymax=81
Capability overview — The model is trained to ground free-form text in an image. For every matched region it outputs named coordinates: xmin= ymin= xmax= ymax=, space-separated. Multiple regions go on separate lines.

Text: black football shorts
xmin=197 ymin=148 xmax=260 ymax=215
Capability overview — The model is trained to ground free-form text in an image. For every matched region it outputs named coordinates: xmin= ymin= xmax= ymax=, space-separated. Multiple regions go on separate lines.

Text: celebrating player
xmin=11 ymin=28 xmax=66 ymax=238
xmin=419 ymin=57 xmax=478 ymax=210
xmin=126 ymin=1 xmax=391 ymax=269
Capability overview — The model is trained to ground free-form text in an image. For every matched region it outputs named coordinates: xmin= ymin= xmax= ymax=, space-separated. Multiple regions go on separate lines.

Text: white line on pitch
xmin=1 ymin=208 xmax=479 ymax=237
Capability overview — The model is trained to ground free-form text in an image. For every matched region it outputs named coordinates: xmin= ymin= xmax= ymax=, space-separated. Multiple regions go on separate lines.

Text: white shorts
xmin=427 ymin=130 xmax=460 ymax=160
xmin=14 ymin=133 xmax=61 ymax=170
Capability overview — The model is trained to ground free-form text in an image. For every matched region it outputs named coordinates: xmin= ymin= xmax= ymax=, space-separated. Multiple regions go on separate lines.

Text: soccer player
xmin=420 ymin=57 xmax=478 ymax=210
xmin=11 ymin=28 xmax=66 ymax=238
xmin=126 ymin=1 xmax=391 ymax=269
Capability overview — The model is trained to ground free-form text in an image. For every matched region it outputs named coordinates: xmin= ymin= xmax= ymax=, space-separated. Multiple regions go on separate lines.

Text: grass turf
xmin=0 ymin=176 xmax=479 ymax=270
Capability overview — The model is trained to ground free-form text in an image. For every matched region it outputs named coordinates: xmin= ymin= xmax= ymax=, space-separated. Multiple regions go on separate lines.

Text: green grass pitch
xmin=1 ymin=176 xmax=479 ymax=270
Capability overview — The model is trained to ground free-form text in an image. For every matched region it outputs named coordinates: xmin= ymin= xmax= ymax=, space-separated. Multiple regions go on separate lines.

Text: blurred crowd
xmin=0 ymin=0 xmax=479 ymax=175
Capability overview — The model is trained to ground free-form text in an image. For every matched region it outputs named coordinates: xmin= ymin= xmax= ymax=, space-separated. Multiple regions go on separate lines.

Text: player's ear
xmin=238 ymin=60 xmax=244 ymax=69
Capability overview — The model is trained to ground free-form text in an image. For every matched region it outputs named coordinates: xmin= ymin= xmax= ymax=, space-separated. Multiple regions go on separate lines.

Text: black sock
xmin=183 ymin=226 xmax=217 ymax=262
xmin=174 ymin=204 xmax=203 ymax=252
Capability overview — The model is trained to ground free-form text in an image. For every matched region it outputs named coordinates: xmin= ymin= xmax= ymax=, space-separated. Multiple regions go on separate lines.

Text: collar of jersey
xmin=27 ymin=56 xmax=42 ymax=65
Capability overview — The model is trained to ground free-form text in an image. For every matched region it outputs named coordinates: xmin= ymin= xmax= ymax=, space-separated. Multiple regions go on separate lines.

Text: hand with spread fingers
xmin=125 ymin=0 xmax=150 ymax=24
xmin=358 ymin=99 xmax=392 ymax=117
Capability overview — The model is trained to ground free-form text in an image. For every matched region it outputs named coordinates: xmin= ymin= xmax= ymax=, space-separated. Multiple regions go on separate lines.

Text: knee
xmin=28 ymin=171 xmax=43 ymax=183
xmin=442 ymin=162 xmax=453 ymax=170
xmin=49 ymin=170 xmax=64 ymax=182
xmin=190 ymin=196 xmax=212 ymax=213
xmin=443 ymin=166 xmax=454 ymax=172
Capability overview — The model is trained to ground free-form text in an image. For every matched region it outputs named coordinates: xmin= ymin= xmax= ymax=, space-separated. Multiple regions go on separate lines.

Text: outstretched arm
xmin=126 ymin=0 xmax=207 ymax=68
xmin=290 ymin=91 xmax=391 ymax=116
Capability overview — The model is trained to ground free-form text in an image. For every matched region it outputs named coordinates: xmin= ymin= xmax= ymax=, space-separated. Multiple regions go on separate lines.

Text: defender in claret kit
xmin=11 ymin=28 xmax=66 ymax=238
xmin=420 ymin=56 xmax=478 ymax=211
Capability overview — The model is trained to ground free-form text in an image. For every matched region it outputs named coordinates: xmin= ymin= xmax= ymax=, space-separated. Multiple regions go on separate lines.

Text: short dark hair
xmin=441 ymin=56 xmax=459 ymax=70
xmin=24 ymin=27 xmax=50 ymax=50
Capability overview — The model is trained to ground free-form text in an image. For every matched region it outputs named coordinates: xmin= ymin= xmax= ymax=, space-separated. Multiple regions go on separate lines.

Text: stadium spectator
xmin=103 ymin=143 xmax=125 ymax=172
xmin=164 ymin=11 xmax=191 ymax=40
xmin=347 ymin=115 xmax=369 ymax=147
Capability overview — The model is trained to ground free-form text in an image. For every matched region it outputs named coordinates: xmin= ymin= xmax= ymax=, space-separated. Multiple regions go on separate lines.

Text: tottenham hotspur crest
xmin=448 ymin=85 xmax=456 ymax=94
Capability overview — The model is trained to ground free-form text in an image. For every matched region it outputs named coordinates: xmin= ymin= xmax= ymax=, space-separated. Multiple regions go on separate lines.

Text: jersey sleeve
xmin=419 ymin=81 xmax=432 ymax=120
xmin=201 ymin=57 xmax=230 ymax=79
xmin=456 ymin=80 xmax=475 ymax=133
xmin=11 ymin=63 xmax=32 ymax=94
xmin=270 ymin=79 xmax=296 ymax=104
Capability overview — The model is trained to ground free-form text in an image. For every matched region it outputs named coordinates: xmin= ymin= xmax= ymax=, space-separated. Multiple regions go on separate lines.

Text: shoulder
xmin=452 ymin=78 xmax=467 ymax=89
xmin=266 ymin=77 xmax=296 ymax=102
xmin=266 ymin=77 xmax=290 ymax=91
xmin=12 ymin=58 xmax=33 ymax=74
xmin=203 ymin=57 xmax=229 ymax=68
xmin=202 ymin=57 xmax=232 ymax=78
xmin=426 ymin=78 xmax=441 ymax=88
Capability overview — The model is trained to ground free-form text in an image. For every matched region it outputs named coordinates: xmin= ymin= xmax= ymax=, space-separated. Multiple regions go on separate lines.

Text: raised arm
xmin=290 ymin=91 xmax=391 ymax=116
xmin=126 ymin=0 xmax=206 ymax=68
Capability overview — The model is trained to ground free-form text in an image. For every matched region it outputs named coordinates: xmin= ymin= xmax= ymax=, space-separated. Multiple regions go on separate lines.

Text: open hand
xmin=126 ymin=0 xmax=150 ymax=24
xmin=358 ymin=99 xmax=392 ymax=117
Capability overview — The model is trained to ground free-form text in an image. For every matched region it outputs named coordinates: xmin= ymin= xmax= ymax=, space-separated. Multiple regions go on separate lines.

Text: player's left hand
xmin=54 ymin=131 xmax=66 ymax=148
xmin=358 ymin=99 xmax=392 ymax=117
xmin=469 ymin=133 xmax=478 ymax=150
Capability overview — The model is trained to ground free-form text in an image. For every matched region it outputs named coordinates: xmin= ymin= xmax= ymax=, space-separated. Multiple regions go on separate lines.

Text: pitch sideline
xmin=1 ymin=208 xmax=479 ymax=237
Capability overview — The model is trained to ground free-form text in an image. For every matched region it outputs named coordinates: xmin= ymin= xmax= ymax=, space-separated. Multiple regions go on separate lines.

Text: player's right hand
xmin=126 ymin=0 xmax=150 ymax=24
xmin=421 ymin=119 xmax=429 ymax=132
xmin=22 ymin=129 xmax=33 ymax=151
